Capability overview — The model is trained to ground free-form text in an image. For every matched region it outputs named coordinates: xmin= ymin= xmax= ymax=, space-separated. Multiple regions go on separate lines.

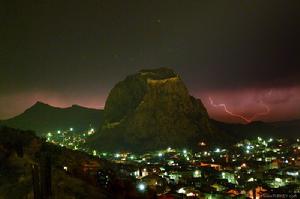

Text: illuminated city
xmin=43 ymin=126 xmax=300 ymax=198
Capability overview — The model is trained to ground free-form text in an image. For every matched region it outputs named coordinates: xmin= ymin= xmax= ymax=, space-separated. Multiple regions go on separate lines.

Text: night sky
xmin=1 ymin=0 xmax=300 ymax=123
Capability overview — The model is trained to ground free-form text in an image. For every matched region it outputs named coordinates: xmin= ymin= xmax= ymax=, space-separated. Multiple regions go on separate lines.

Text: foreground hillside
xmin=0 ymin=127 xmax=150 ymax=199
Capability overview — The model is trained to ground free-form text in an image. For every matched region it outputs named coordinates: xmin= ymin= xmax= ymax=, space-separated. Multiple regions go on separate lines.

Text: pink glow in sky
xmin=208 ymin=96 xmax=270 ymax=123
xmin=0 ymin=86 xmax=300 ymax=123
xmin=0 ymin=91 xmax=106 ymax=120
xmin=195 ymin=86 xmax=300 ymax=123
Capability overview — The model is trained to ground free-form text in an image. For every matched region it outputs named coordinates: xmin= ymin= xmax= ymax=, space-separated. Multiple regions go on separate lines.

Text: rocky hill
xmin=0 ymin=102 xmax=104 ymax=136
xmin=88 ymin=68 xmax=219 ymax=152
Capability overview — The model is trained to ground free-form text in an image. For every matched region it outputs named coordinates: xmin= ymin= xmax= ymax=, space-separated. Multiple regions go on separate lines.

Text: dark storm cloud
xmin=0 ymin=0 xmax=300 ymax=119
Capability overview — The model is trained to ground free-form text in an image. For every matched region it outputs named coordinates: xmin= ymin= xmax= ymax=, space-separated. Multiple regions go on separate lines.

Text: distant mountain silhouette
xmin=213 ymin=119 xmax=300 ymax=139
xmin=0 ymin=102 xmax=104 ymax=136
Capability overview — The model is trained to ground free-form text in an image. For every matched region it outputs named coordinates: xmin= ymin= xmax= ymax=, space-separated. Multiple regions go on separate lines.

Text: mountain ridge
xmin=0 ymin=102 xmax=104 ymax=136
xmin=2 ymin=100 xmax=298 ymax=141
xmin=1 ymin=68 xmax=299 ymax=148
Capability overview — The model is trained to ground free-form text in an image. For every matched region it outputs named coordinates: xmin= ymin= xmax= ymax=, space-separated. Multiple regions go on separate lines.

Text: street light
xmin=137 ymin=182 xmax=146 ymax=192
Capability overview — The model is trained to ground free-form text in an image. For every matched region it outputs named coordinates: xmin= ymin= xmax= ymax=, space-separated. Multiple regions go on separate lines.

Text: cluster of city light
xmin=45 ymin=128 xmax=300 ymax=198
xmin=45 ymin=127 xmax=96 ymax=151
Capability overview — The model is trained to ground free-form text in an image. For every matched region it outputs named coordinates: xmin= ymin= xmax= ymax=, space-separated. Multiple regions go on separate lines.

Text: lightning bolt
xmin=209 ymin=97 xmax=252 ymax=123
xmin=209 ymin=93 xmax=271 ymax=123
xmin=247 ymin=100 xmax=270 ymax=122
